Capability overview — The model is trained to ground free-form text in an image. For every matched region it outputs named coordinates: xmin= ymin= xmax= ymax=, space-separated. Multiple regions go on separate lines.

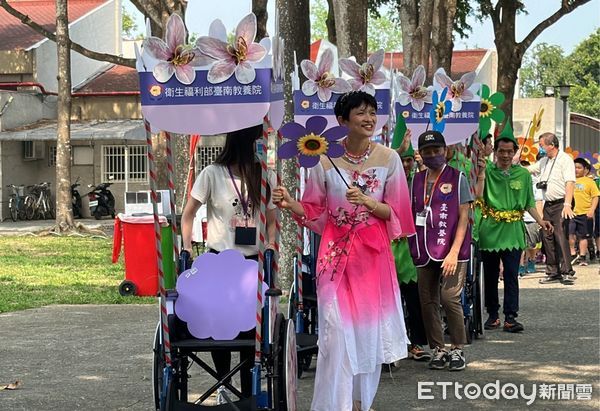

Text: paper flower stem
xmin=326 ymin=155 xmax=351 ymax=189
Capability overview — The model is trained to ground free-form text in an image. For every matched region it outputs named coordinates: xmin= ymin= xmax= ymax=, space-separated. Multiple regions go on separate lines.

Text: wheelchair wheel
xmin=152 ymin=322 xmax=163 ymax=411
xmin=274 ymin=314 xmax=297 ymax=411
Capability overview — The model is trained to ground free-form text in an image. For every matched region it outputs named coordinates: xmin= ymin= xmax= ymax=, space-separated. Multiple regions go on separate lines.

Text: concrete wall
xmin=474 ymin=49 xmax=497 ymax=92
xmin=0 ymin=138 xmax=149 ymax=220
xmin=0 ymin=50 xmax=33 ymax=74
xmin=513 ymin=97 xmax=565 ymax=142
xmin=0 ymin=91 xmax=57 ymax=131
xmin=72 ymin=95 xmax=142 ymax=121
xmin=34 ymin=1 xmax=121 ymax=93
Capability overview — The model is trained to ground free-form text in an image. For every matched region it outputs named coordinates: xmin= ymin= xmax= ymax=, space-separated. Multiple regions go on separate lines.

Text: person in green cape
xmin=474 ymin=122 xmax=553 ymax=333
xmin=390 ymin=118 xmax=430 ymax=362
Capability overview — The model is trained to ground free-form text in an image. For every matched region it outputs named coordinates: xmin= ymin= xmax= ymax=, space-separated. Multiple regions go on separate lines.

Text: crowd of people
xmin=181 ymin=90 xmax=598 ymax=411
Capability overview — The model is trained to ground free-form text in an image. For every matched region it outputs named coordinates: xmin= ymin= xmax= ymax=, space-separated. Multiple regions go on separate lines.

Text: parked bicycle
xmin=24 ymin=182 xmax=54 ymax=220
xmin=6 ymin=184 xmax=26 ymax=221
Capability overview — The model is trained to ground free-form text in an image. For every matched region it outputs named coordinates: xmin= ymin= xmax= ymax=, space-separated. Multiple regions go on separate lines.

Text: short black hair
xmin=482 ymin=134 xmax=492 ymax=144
xmin=494 ymin=138 xmax=518 ymax=152
xmin=574 ymin=157 xmax=591 ymax=170
xmin=334 ymin=91 xmax=377 ymax=120
xmin=520 ymin=160 xmax=531 ymax=167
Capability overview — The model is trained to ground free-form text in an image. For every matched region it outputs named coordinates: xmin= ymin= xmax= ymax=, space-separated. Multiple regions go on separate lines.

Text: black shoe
xmin=561 ymin=272 xmax=576 ymax=285
xmin=571 ymin=255 xmax=581 ymax=265
xmin=503 ymin=316 xmax=524 ymax=333
xmin=539 ymin=275 xmax=562 ymax=284
xmin=428 ymin=347 xmax=449 ymax=370
xmin=484 ymin=316 xmax=501 ymax=330
xmin=448 ymin=348 xmax=466 ymax=371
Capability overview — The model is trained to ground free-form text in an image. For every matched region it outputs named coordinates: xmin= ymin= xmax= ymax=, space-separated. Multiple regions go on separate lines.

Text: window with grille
xmin=102 ymin=145 xmax=148 ymax=182
xmin=196 ymin=145 xmax=224 ymax=174
xmin=48 ymin=145 xmax=57 ymax=166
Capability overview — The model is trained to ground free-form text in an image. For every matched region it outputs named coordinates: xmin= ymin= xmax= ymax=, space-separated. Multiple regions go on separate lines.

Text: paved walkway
xmin=0 ymin=265 xmax=598 ymax=410
xmin=0 ymin=218 xmax=112 ymax=235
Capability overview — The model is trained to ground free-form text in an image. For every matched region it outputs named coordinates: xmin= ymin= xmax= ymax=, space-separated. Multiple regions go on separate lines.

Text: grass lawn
xmin=0 ymin=236 xmax=155 ymax=313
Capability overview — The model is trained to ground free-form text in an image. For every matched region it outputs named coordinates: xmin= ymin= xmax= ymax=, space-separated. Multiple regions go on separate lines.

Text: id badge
xmin=416 ymin=210 xmax=427 ymax=227
xmin=235 ymin=226 xmax=257 ymax=245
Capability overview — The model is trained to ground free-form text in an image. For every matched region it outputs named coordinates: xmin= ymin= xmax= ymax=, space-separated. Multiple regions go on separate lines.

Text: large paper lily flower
xmin=339 ymin=49 xmax=386 ymax=96
xmin=301 ymin=48 xmax=352 ymax=102
xmin=396 ymin=65 xmax=432 ymax=111
xmin=143 ymin=14 xmax=212 ymax=85
xmin=434 ymin=70 xmax=476 ymax=112
xmin=196 ymin=13 xmax=267 ymax=84
xmin=517 ymin=137 xmax=539 ymax=163
xmin=278 ymin=116 xmax=347 ymax=168
xmin=429 ymin=88 xmax=452 ymax=132
xmin=478 ymin=84 xmax=505 ymax=137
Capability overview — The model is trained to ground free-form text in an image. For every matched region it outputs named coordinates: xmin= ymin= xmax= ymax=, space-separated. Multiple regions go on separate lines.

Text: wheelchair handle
xmin=178 ymin=250 xmax=192 ymax=274
xmin=263 ymin=248 xmax=282 ymax=296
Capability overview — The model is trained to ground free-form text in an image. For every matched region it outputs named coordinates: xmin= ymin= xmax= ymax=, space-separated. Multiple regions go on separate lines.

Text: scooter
xmin=87 ymin=181 xmax=116 ymax=220
xmin=71 ymin=177 xmax=82 ymax=218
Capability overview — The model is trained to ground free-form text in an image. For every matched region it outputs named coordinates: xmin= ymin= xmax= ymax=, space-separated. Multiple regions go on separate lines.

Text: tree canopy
xmin=520 ymin=29 xmax=600 ymax=117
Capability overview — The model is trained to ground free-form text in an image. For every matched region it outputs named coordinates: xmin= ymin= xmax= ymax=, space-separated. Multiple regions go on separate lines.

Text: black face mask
xmin=422 ymin=154 xmax=446 ymax=170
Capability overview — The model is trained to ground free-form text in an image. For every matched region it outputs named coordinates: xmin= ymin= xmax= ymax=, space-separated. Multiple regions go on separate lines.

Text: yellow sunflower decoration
xmin=297 ymin=133 xmax=329 ymax=156
xmin=517 ymin=136 xmax=538 ymax=163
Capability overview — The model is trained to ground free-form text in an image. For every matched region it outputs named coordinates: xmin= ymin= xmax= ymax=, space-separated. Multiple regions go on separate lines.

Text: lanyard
xmin=541 ymin=156 xmax=557 ymax=182
xmin=423 ymin=165 xmax=446 ymax=207
xmin=227 ymin=166 xmax=249 ymax=218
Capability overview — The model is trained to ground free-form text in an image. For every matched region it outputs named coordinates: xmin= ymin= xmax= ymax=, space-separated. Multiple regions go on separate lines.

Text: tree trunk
xmin=397 ymin=0 xmax=421 ymax=75
xmin=325 ymin=0 xmax=337 ymax=45
xmin=252 ymin=0 xmax=269 ymax=40
xmin=333 ymin=0 xmax=367 ymax=60
xmin=431 ymin=0 xmax=456 ymax=75
xmin=276 ymin=0 xmax=310 ymax=290
xmin=418 ymin=0 xmax=434 ymax=76
xmin=55 ymin=0 xmax=74 ymax=231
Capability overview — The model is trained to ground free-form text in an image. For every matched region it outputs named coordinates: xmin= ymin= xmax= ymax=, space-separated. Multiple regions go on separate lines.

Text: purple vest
xmin=409 ymin=166 xmax=471 ymax=267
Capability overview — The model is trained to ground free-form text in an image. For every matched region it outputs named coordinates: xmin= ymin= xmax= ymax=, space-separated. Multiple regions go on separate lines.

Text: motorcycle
xmin=71 ymin=177 xmax=82 ymax=218
xmin=87 ymin=181 xmax=116 ymax=220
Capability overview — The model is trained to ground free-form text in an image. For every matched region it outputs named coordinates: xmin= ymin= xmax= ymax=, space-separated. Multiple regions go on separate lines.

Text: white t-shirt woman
xmin=189 ymin=164 xmax=276 ymax=256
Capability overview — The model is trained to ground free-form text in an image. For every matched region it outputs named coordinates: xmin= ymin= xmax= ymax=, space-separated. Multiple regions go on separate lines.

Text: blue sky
xmin=124 ymin=0 xmax=599 ymax=54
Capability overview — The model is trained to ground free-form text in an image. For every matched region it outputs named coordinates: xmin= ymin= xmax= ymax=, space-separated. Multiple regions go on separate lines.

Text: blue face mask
xmin=538 ymin=146 xmax=546 ymax=156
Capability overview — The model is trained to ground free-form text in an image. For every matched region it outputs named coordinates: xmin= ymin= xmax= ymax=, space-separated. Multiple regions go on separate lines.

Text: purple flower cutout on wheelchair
xmin=175 ymin=249 xmax=267 ymax=340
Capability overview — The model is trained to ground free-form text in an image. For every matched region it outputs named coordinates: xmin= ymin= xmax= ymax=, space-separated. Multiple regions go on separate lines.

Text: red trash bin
xmin=112 ymin=214 xmax=170 ymax=296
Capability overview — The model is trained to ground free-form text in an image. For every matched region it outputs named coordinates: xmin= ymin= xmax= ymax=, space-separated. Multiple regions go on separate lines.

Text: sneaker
xmin=503 ymin=316 xmax=524 ymax=333
xmin=571 ymin=255 xmax=582 ymax=265
xmin=484 ymin=316 xmax=501 ymax=330
xmin=409 ymin=344 xmax=432 ymax=362
xmin=448 ymin=348 xmax=466 ymax=371
xmin=578 ymin=256 xmax=588 ymax=266
xmin=216 ymin=387 xmax=234 ymax=405
xmin=518 ymin=265 xmax=526 ymax=277
xmin=539 ymin=275 xmax=562 ymax=284
xmin=561 ymin=271 xmax=576 ymax=285
xmin=526 ymin=260 xmax=536 ymax=273
xmin=428 ymin=347 xmax=449 ymax=370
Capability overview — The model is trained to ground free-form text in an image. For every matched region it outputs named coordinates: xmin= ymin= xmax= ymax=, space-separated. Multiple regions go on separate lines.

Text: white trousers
xmin=310 ymin=302 xmax=382 ymax=411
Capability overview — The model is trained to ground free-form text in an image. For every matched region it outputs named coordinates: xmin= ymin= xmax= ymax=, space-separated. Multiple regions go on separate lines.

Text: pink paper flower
xmin=434 ymin=70 xmax=476 ymax=111
xmin=196 ymin=13 xmax=267 ymax=84
xmin=143 ymin=13 xmax=212 ymax=85
xmin=301 ymin=48 xmax=351 ymax=102
xmin=396 ymin=65 xmax=432 ymax=111
xmin=339 ymin=49 xmax=386 ymax=96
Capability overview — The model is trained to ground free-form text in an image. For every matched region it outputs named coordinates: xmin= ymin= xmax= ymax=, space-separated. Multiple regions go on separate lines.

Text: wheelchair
xmin=287 ymin=233 xmax=320 ymax=378
xmin=462 ymin=242 xmax=485 ymax=343
xmin=152 ymin=249 xmax=297 ymax=410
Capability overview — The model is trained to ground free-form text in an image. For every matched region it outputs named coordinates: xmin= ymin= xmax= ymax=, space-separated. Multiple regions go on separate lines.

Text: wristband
xmin=366 ymin=200 xmax=378 ymax=213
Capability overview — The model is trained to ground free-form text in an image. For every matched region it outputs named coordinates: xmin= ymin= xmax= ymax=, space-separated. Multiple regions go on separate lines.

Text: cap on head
xmin=574 ymin=157 xmax=591 ymax=169
xmin=418 ymin=130 xmax=446 ymax=151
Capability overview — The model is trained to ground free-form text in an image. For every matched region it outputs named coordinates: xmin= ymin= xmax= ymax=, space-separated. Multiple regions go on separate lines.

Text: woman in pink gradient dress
xmin=273 ymin=92 xmax=416 ymax=411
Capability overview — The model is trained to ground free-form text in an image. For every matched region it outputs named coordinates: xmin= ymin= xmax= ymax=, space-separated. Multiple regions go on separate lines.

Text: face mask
xmin=538 ymin=146 xmax=546 ymax=156
xmin=422 ymin=154 xmax=446 ymax=170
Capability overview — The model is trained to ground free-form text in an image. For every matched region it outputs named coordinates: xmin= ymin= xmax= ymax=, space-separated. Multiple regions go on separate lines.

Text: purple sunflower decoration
xmin=278 ymin=116 xmax=347 ymax=168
